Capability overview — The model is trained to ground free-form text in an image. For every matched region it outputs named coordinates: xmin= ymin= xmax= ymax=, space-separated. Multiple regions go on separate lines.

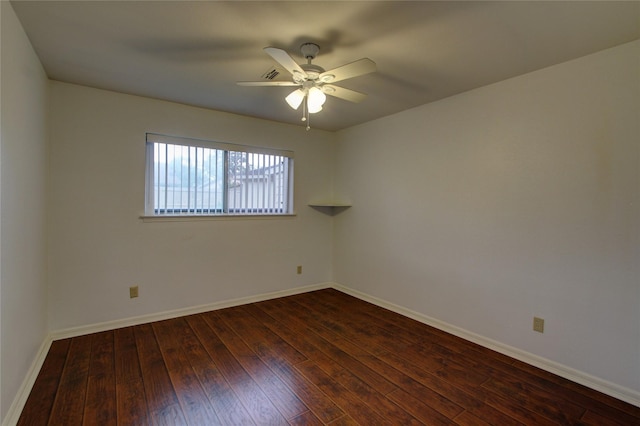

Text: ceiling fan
xmin=237 ymin=43 xmax=376 ymax=130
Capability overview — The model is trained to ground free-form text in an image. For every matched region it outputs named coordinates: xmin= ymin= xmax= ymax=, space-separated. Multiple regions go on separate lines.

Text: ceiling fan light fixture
xmin=285 ymin=89 xmax=305 ymax=110
xmin=307 ymin=87 xmax=326 ymax=113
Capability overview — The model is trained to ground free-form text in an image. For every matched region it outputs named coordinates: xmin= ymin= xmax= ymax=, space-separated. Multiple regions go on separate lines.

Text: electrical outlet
xmin=129 ymin=286 xmax=139 ymax=298
xmin=297 ymin=265 xmax=302 ymax=275
xmin=533 ymin=317 xmax=544 ymax=333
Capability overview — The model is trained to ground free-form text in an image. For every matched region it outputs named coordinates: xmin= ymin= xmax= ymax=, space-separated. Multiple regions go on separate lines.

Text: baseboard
xmin=2 ymin=336 xmax=53 ymax=426
xmin=51 ymin=282 xmax=332 ymax=340
xmin=332 ymin=283 xmax=640 ymax=408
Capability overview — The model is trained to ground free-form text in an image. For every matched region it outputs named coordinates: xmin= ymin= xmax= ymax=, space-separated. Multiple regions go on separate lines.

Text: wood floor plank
xmin=114 ymin=327 xmax=149 ymax=425
xmin=249 ymin=300 xmax=346 ymax=376
xmin=47 ymin=335 xmax=92 ymax=425
xmin=209 ymin=310 xmax=309 ymax=421
xmin=332 ymin=367 xmax=423 ymax=425
xmin=295 ymin=360 xmax=391 ymax=425
xmin=88 ymin=331 xmax=115 ymax=377
xmin=223 ymin=304 xmax=308 ymax=365
xmin=316 ymin=289 xmax=459 ymax=349
xmin=83 ymin=374 xmax=116 ymax=426
xmin=453 ymin=410 xmax=494 ymax=426
xmin=114 ymin=327 xmax=143 ymax=383
xmin=474 ymin=386 xmax=560 ymax=426
xmin=288 ymin=410 xmax=324 ymax=425
xmin=147 ymin=403 xmax=189 ymax=426
xmin=254 ymin=349 xmax=345 ymax=424
xmin=234 ymin=353 xmax=308 ymax=421
xmin=332 ymin=338 xmax=463 ymax=419
xmin=152 ymin=319 xmax=221 ymax=425
xmin=326 ymin=414 xmax=361 ymax=425
xmin=434 ymin=358 xmax=491 ymax=389
xmin=383 ymin=340 xmax=451 ymax=373
xmin=17 ymin=339 xmax=70 ymax=426
xmin=481 ymin=373 xmax=587 ymax=423
xmin=581 ymin=408 xmax=631 ymax=426
xmin=83 ymin=331 xmax=116 ymax=426
xmin=386 ymin=388 xmax=453 ymax=425
xmin=294 ymin=292 xmax=417 ymax=355
xmin=340 ymin=344 xmax=521 ymax=425
xmin=469 ymin=350 xmax=637 ymax=425
xmin=306 ymin=333 xmax=398 ymax=395
xmin=461 ymin=344 xmax=518 ymax=370
xmin=510 ymin=358 xmax=640 ymax=422
xmin=180 ymin=316 xmax=256 ymax=425
xmin=321 ymin=290 xmax=477 ymax=357
xmin=134 ymin=323 xmax=186 ymax=424
xmin=115 ymin=378 xmax=149 ymax=426
xmin=18 ymin=289 xmax=640 ymax=425
xmin=189 ymin=313 xmax=289 ymax=425
xmin=273 ymin=299 xmax=398 ymax=396
xmin=372 ymin=347 xmax=521 ymax=426
xmin=457 ymin=401 xmax=525 ymax=426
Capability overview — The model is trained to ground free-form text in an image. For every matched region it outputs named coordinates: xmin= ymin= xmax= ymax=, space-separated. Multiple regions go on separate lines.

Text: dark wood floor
xmin=18 ymin=289 xmax=640 ymax=425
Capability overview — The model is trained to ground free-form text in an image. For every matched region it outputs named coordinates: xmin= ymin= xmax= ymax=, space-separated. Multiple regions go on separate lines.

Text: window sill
xmin=140 ymin=213 xmax=297 ymax=223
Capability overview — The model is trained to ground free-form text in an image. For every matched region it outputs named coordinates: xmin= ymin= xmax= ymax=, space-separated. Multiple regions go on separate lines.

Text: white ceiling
xmin=10 ymin=1 xmax=640 ymax=131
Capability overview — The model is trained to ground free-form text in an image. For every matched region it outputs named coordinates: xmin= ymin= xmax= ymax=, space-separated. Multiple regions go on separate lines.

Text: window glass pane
xmin=227 ymin=152 xmax=290 ymax=214
xmin=152 ymin=142 xmax=224 ymax=214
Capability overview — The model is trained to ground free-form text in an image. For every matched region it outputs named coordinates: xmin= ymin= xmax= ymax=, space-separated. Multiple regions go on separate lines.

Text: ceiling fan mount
xmin=237 ymin=42 xmax=376 ymax=130
xmin=300 ymin=42 xmax=320 ymax=61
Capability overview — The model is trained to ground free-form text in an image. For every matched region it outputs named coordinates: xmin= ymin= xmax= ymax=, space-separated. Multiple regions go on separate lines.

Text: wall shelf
xmin=308 ymin=203 xmax=351 ymax=216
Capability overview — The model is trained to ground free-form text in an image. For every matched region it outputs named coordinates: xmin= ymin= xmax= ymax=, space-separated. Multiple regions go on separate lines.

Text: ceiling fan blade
xmin=237 ymin=81 xmax=299 ymax=87
xmin=264 ymin=47 xmax=307 ymax=78
xmin=320 ymin=58 xmax=376 ymax=83
xmin=322 ymin=85 xmax=368 ymax=103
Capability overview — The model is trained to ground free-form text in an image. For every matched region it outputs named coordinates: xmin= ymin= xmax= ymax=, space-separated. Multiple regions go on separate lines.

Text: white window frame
xmin=144 ymin=133 xmax=294 ymax=218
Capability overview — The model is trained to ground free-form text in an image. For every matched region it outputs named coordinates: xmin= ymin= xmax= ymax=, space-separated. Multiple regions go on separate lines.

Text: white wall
xmin=48 ymin=82 xmax=335 ymax=330
xmin=0 ymin=2 xmax=50 ymax=421
xmin=334 ymin=41 xmax=640 ymax=393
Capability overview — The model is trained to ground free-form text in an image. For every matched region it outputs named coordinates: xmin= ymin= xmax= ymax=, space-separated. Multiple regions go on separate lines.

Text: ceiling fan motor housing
xmin=300 ymin=63 xmax=325 ymax=81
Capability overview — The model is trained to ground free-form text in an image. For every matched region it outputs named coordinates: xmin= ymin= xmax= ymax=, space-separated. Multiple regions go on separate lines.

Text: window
xmin=145 ymin=133 xmax=294 ymax=216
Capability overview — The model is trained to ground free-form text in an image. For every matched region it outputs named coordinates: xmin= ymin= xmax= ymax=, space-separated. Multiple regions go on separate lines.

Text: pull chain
xmin=301 ymin=96 xmax=307 ymax=122
xmin=301 ymin=94 xmax=311 ymax=130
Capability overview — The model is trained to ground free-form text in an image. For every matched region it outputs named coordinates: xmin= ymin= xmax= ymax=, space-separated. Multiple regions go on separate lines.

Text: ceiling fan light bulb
xmin=285 ymin=89 xmax=305 ymax=110
xmin=307 ymin=87 xmax=326 ymax=113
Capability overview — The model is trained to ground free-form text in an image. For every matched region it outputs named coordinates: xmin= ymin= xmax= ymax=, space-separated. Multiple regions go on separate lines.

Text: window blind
xmin=145 ymin=133 xmax=294 ymax=216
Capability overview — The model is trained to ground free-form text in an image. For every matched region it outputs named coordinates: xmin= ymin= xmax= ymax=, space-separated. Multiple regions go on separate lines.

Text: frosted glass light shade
xmin=285 ymin=89 xmax=305 ymax=110
xmin=307 ymin=87 xmax=326 ymax=114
